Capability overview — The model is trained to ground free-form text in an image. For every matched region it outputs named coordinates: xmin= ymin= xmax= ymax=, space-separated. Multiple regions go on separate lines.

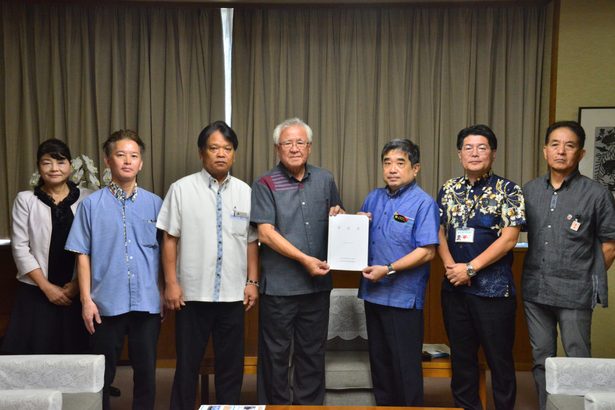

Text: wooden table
xmin=268 ymin=406 xmax=462 ymax=410
xmin=200 ymin=356 xmax=486 ymax=409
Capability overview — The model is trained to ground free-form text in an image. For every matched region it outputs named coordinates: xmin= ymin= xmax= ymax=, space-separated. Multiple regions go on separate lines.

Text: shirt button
xmin=547 ymin=225 xmax=551 ymax=228
xmin=129 ymin=256 xmax=133 ymax=260
xmin=545 ymin=241 xmax=549 ymax=245
xmin=550 ymin=209 xmax=554 ymax=212
xmin=302 ymin=202 xmax=306 ymax=205
xmin=305 ymin=222 xmax=309 ymax=225
xmin=128 ymin=240 xmax=131 ymax=243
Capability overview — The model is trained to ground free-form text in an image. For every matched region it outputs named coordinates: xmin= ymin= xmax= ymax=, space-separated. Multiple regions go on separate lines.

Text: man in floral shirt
xmin=437 ymin=124 xmax=525 ymax=410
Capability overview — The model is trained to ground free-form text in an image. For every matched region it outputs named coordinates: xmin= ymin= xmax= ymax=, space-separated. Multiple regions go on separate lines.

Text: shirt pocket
xmin=311 ymin=198 xmax=330 ymax=221
xmin=137 ymin=218 xmax=159 ymax=248
xmin=230 ymin=213 xmax=249 ymax=237
xmin=389 ymin=217 xmax=415 ymax=245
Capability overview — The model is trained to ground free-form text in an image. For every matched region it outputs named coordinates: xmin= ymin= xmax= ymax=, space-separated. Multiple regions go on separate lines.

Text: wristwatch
xmin=466 ymin=263 xmax=477 ymax=278
xmin=386 ymin=264 xmax=396 ymax=275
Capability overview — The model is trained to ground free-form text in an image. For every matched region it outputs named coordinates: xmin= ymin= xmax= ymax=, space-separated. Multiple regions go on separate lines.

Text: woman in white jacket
xmin=2 ymin=139 xmax=91 ymax=353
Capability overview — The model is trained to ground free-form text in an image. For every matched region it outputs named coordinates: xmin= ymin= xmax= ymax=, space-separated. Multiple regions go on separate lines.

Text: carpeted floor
xmin=112 ymin=367 xmax=539 ymax=409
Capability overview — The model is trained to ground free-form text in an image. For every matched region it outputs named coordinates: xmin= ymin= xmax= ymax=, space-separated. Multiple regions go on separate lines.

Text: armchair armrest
xmin=546 ymin=357 xmax=615 ymax=396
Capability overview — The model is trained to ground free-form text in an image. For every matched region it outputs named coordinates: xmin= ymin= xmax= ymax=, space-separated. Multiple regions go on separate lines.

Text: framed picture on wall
xmin=578 ymin=106 xmax=615 ymax=194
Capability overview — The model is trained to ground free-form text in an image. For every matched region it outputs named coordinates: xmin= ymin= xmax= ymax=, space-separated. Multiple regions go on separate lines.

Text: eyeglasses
xmin=461 ymin=144 xmax=490 ymax=154
xmin=278 ymin=140 xmax=310 ymax=150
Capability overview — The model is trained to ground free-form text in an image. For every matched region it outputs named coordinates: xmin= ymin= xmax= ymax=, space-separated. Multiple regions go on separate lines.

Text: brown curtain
xmin=231 ymin=4 xmax=551 ymax=212
xmin=0 ymin=2 xmax=225 ymax=237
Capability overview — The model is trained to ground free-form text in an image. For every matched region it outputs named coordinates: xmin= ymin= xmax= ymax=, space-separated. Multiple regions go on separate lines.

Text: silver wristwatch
xmin=386 ymin=263 xmax=396 ymax=275
xmin=466 ymin=263 xmax=477 ymax=278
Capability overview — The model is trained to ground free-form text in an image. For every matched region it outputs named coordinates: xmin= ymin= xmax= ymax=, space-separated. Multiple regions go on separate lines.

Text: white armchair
xmin=546 ymin=357 xmax=615 ymax=410
xmin=0 ymin=354 xmax=104 ymax=410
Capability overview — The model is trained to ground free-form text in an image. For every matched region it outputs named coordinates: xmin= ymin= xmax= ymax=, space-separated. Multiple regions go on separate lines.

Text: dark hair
xmin=381 ymin=138 xmax=420 ymax=165
xmin=103 ymin=130 xmax=145 ymax=157
xmin=37 ymin=138 xmax=72 ymax=163
xmin=197 ymin=121 xmax=238 ymax=151
xmin=545 ymin=121 xmax=586 ymax=148
xmin=456 ymin=124 xmax=498 ymax=150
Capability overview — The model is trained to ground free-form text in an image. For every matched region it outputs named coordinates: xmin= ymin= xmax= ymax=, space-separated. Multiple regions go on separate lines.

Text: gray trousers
xmin=257 ymin=291 xmax=330 ymax=405
xmin=524 ymin=300 xmax=592 ymax=410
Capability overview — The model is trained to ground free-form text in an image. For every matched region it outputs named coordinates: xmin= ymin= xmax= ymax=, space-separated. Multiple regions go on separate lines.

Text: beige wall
xmin=554 ymin=0 xmax=615 ymax=358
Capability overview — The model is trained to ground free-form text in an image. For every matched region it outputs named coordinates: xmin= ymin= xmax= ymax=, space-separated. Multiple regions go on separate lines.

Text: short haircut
xmin=272 ymin=117 xmax=313 ymax=144
xmin=544 ymin=121 xmax=586 ymax=148
xmin=456 ymin=124 xmax=498 ymax=150
xmin=381 ymin=138 xmax=420 ymax=165
xmin=197 ymin=120 xmax=239 ymax=151
xmin=37 ymin=138 xmax=72 ymax=163
xmin=103 ymin=130 xmax=145 ymax=157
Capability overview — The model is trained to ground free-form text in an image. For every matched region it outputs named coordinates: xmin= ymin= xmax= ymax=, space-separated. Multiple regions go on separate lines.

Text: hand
xmin=42 ymin=283 xmax=72 ymax=306
xmin=164 ymin=281 xmax=185 ymax=311
xmin=82 ymin=298 xmax=101 ymax=335
xmin=445 ymin=263 xmax=472 ymax=287
xmin=362 ymin=265 xmax=388 ymax=283
xmin=243 ymin=283 xmax=259 ymax=311
xmin=62 ymin=281 xmax=79 ymax=299
xmin=357 ymin=211 xmax=372 ymax=221
xmin=302 ymin=255 xmax=330 ymax=276
xmin=329 ymin=205 xmax=345 ymax=216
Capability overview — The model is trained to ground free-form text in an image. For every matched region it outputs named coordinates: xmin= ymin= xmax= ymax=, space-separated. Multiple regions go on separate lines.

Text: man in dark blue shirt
xmin=437 ymin=124 xmax=525 ymax=410
xmin=358 ymin=139 xmax=439 ymax=406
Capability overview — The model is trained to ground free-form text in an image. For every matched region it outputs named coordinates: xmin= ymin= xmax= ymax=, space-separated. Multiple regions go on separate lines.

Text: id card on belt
xmin=455 ymin=227 xmax=475 ymax=243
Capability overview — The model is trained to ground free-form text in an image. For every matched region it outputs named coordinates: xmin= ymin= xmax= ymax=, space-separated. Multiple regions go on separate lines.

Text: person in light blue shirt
xmin=65 ymin=130 xmax=162 ymax=410
xmin=358 ymin=138 xmax=439 ymax=406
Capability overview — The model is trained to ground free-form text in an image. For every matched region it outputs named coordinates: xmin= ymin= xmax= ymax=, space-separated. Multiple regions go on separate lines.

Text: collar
xmin=545 ymin=169 xmax=580 ymax=190
xmin=463 ymin=170 xmax=493 ymax=187
xmin=386 ymin=180 xmax=416 ymax=198
xmin=277 ymin=162 xmax=310 ymax=182
xmin=108 ymin=181 xmax=138 ymax=202
xmin=201 ymin=168 xmax=231 ymax=190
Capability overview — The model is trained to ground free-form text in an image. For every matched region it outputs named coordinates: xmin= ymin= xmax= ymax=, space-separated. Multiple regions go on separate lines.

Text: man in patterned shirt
xmin=437 ymin=124 xmax=525 ymax=410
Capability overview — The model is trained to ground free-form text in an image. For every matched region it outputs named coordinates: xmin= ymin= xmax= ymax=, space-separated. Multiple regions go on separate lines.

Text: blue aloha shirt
xmin=437 ymin=171 xmax=525 ymax=297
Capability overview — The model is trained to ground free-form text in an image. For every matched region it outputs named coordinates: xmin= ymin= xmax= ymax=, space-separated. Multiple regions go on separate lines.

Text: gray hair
xmin=272 ymin=117 xmax=313 ymax=145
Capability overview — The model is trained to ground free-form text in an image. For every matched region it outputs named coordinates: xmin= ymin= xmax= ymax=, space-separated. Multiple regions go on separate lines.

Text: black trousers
xmin=364 ymin=301 xmax=424 ymax=406
xmin=170 ymin=301 xmax=244 ymax=410
xmin=441 ymin=290 xmax=517 ymax=410
xmin=257 ymin=291 xmax=330 ymax=405
xmin=90 ymin=312 xmax=161 ymax=410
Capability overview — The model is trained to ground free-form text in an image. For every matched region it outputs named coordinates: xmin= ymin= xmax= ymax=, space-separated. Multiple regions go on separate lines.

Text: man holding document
xmin=251 ymin=117 xmax=344 ymax=405
xmin=358 ymin=139 xmax=439 ymax=406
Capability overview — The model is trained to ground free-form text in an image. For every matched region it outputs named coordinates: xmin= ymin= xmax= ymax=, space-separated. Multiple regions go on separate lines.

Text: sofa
xmin=546 ymin=357 xmax=615 ymax=410
xmin=0 ymin=354 xmax=104 ymax=410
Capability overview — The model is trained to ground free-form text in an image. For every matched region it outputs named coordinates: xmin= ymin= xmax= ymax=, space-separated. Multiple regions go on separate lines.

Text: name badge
xmin=233 ymin=209 xmax=249 ymax=219
xmin=570 ymin=219 xmax=581 ymax=232
xmin=455 ymin=227 xmax=475 ymax=243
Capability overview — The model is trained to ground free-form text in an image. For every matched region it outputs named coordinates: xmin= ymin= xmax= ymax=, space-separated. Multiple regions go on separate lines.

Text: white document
xmin=327 ymin=214 xmax=369 ymax=271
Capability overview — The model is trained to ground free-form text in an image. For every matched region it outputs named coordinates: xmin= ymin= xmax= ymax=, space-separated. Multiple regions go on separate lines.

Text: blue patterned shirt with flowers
xmin=437 ymin=171 xmax=525 ymax=298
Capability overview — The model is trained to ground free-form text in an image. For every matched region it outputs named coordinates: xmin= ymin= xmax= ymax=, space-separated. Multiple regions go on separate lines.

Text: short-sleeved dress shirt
xmin=437 ymin=172 xmax=525 ymax=298
xmin=522 ymin=171 xmax=615 ymax=308
xmin=65 ymin=185 xmax=162 ymax=316
xmin=251 ymin=163 xmax=342 ymax=296
xmin=358 ymin=182 xmax=440 ymax=309
xmin=156 ymin=170 xmax=258 ymax=302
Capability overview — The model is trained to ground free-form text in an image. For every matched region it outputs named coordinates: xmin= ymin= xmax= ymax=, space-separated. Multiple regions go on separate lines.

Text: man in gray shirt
xmin=251 ymin=117 xmax=344 ymax=404
xmin=522 ymin=120 xmax=615 ymax=410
